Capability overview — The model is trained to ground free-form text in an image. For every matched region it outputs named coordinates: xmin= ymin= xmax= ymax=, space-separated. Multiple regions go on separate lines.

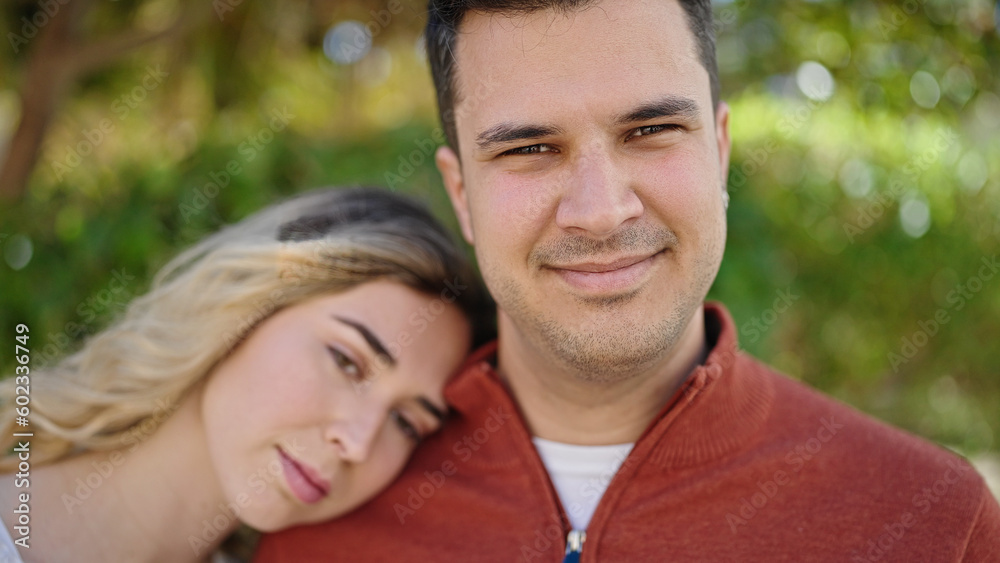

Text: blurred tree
xmin=0 ymin=0 xmax=997 ymax=485
xmin=0 ymin=0 xmax=209 ymax=199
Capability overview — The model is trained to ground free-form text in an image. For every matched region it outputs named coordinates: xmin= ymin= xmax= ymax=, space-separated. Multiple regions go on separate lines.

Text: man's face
xmin=437 ymin=0 xmax=731 ymax=380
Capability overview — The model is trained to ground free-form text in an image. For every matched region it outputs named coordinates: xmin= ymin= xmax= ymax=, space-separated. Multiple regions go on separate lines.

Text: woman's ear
xmin=436 ymin=145 xmax=474 ymax=245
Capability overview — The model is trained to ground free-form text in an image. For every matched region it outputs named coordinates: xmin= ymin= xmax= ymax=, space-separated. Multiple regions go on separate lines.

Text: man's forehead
xmin=449 ymin=0 xmax=707 ymax=129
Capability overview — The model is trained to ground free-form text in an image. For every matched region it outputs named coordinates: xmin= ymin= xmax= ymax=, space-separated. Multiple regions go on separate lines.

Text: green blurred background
xmin=1 ymin=0 xmax=998 ymax=491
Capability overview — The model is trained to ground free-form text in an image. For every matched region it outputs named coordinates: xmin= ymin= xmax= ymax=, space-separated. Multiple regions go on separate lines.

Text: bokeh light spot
xmin=910 ymin=71 xmax=941 ymax=109
xmin=838 ymin=158 xmax=874 ymax=199
xmin=323 ymin=21 xmax=371 ymax=65
xmin=4 ymin=234 xmax=33 ymax=270
xmin=899 ymin=192 xmax=932 ymax=238
xmin=957 ymin=152 xmax=988 ymax=194
xmin=796 ymin=61 xmax=835 ymax=102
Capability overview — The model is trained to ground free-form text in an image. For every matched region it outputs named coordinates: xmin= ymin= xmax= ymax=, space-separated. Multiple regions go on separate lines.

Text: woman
xmin=0 ymin=187 xmax=491 ymax=562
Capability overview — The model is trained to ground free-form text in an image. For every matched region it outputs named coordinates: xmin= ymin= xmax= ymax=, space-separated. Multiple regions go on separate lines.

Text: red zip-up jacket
xmin=255 ymin=303 xmax=1000 ymax=562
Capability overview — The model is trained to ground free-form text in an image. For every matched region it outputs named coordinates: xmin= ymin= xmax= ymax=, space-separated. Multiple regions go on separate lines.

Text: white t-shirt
xmin=532 ymin=437 xmax=634 ymax=530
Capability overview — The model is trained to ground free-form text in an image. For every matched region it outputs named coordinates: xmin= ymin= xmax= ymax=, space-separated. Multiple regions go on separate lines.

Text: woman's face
xmin=200 ymin=280 xmax=471 ymax=530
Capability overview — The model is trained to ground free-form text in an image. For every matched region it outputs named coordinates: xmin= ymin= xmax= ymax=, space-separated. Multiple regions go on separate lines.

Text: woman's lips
xmin=277 ymin=447 xmax=330 ymax=504
xmin=550 ymin=250 xmax=664 ymax=294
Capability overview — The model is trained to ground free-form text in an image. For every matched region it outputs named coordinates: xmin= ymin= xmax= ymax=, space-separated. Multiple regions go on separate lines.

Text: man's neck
xmin=496 ymin=305 xmax=709 ymax=445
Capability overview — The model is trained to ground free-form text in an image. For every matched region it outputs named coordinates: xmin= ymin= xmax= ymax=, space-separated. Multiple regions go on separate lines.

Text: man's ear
xmin=715 ymin=101 xmax=732 ymax=188
xmin=436 ymin=145 xmax=475 ymax=245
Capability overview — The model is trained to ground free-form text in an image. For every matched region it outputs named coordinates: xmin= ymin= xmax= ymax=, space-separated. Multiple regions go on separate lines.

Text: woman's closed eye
xmin=391 ymin=409 xmax=423 ymax=443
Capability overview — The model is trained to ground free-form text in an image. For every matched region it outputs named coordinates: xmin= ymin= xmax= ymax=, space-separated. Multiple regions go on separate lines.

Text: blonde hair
xmin=0 ymin=187 xmax=488 ymax=470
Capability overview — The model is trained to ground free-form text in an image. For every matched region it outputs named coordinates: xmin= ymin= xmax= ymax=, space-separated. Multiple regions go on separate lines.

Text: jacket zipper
xmin=562 ymin=530 xmax=586 ymax=563
xmin=490 ymin=360 xmax=706 ymax=563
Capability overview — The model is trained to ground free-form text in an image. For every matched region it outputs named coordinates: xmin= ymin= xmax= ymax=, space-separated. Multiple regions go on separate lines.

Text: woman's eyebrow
xmin=333 ymin=316 xmax=396 ymax=366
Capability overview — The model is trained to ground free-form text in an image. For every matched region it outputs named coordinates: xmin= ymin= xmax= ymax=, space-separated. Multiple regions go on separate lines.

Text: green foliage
xmin=1 ymin=0 xmax=997 ymax=455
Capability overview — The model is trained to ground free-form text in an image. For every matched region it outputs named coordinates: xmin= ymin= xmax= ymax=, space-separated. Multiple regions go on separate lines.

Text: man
xmin=256 ymin=1 xmax=1000 ymax=561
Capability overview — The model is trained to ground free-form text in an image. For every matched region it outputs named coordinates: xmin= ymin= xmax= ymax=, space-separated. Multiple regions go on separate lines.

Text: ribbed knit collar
xmin=443 ymin=302 xmax=776 ymax=472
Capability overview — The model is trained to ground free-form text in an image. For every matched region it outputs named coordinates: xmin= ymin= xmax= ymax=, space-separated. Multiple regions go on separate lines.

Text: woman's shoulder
xmin=0 ymin=516 xmax=26 ymax=563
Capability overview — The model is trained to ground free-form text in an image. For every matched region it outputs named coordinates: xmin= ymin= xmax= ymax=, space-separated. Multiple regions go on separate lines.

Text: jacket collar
xmin=443 ymin=302 xmax=775 ymax=471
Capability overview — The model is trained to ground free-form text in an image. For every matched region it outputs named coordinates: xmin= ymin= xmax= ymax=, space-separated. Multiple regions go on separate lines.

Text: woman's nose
xmin=324 ymin=408 xmax=386 ymax=463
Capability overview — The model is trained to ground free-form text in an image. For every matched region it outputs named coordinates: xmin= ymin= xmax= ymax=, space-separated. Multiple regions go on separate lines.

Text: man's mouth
xmin=547 ymin=250 xmax=666 ymax=294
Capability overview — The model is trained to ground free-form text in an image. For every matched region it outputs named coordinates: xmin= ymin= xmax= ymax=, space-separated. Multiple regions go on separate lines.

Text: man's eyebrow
xmin=614 ymin=96 xmax=701 ymax=126
xmin=417 ymin=396 xmax=448 ymax=423
xmin=475 ymin=123 xmax=564 ymax=153
xmin=333 ymin=316 xmax=396 ymax=366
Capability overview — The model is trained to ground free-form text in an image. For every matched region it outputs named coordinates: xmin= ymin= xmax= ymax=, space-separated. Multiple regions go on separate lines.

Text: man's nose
xmin=555 ymin=147 xmax=643 ymax=237
xmin=324 ymin=408 xmax=386 ymax=464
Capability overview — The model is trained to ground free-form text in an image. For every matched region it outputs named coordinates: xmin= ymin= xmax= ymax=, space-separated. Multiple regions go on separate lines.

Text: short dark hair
xmin=425 ymin=0 xmax=720 ymax=152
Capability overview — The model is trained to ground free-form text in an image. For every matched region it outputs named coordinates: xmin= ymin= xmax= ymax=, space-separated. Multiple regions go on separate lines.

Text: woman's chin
xmin=240 ymin=503 xmax=350 ymax=533
xmin=242 ymin=515 xmax=291 ymax=533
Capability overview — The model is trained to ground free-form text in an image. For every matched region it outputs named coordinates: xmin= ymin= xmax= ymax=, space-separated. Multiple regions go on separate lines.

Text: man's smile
xmin=545 ymin=249 xmax=667 ymax=295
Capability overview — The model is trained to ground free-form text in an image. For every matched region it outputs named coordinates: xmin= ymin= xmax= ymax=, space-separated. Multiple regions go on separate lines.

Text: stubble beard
xmin=487 ymin=231 xmax=718 ymax=383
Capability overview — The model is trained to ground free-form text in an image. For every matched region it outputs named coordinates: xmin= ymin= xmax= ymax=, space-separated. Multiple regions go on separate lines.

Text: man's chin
xmin=570 ymin=286 xmax=645 ymax=308
xmin=526 ymin=296 xmax=700 ymax=381
xmin=540 ymin=323 xmax=681 ymax=383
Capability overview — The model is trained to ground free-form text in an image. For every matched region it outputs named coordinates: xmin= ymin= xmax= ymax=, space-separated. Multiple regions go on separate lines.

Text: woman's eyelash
xmin=327 ymin=346 xmax=364 ymax=380
xmin=327 ymin=346 xmax=425 ymax=443
xmin=391 ymin=410 xmax=422 ymax=443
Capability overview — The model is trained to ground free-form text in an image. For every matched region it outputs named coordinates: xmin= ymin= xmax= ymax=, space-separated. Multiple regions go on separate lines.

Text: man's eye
xmin=627 ymin=124 xmax=681 ymax=140
xmin=328 ymin=346 xmax=361 ymax=379
xmin=501 ymin=144 xmax=553 ymax=156
xmin=391 ymin=409 xmax=422 ymax=443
